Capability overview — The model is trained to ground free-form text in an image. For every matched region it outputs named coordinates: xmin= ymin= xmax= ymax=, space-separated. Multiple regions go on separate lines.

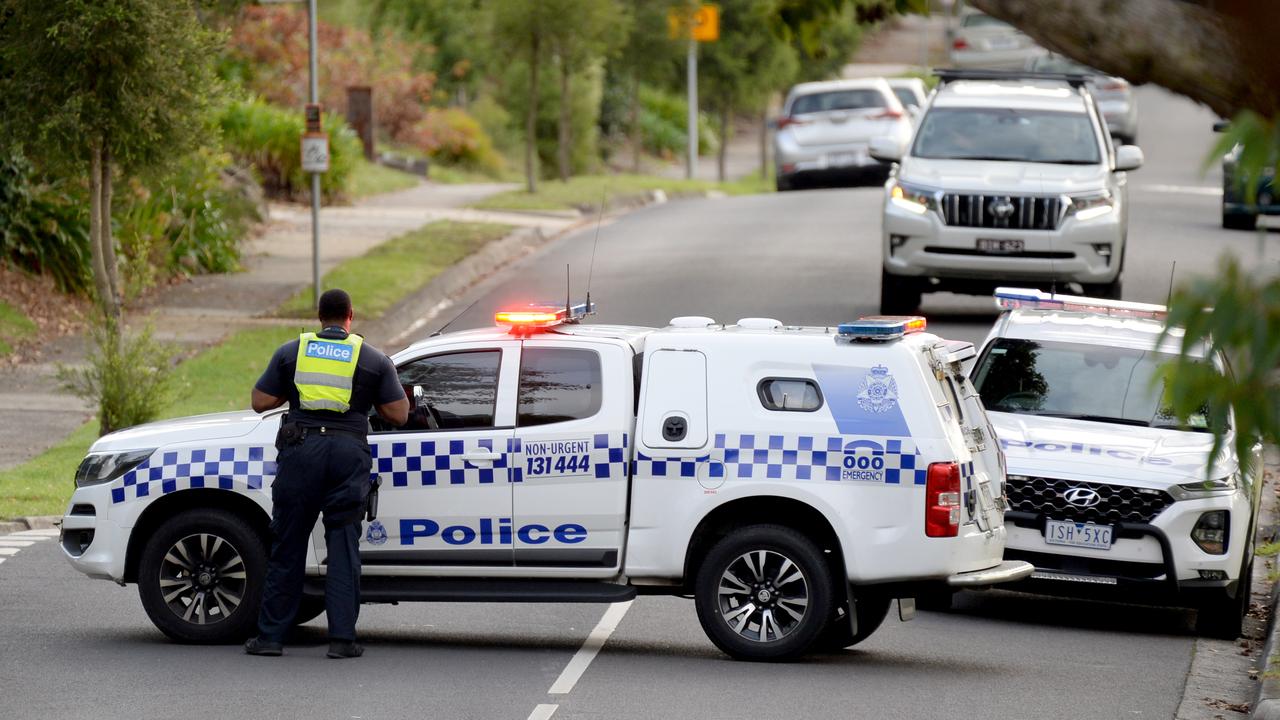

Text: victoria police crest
xmin=365 ymin=520 xmax=388 ymax=546
xmin=857 ymin=365 xmax=899 ymax=414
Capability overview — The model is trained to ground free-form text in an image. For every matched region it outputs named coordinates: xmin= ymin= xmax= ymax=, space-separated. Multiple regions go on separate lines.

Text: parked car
xmin=1028 ymin=54 xmax=1138 ymax=145
xmin=871 ymin=69 xmax=1144 ymax=314
xmin=887 ymin=77 xmax=930 ymax=117
xmin=1215 ymin=120 xmax=1278 ymax=230
xmin=773 ymin=77 xmax=913 ymax=191
xmin=949 ymin=10 xmax=1046 ymax=70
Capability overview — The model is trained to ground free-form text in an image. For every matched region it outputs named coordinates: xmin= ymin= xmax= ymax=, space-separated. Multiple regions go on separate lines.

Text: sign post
xmin=306 ymin=0 xmax=322 ymax=310
xmin=668 ymin=4 xmax=719 ymax=180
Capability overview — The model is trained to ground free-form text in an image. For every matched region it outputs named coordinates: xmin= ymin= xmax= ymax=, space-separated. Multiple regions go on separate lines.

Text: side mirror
xmin=1212 ymin=119 xmax=1230 ymax=133
xmin=1114 ymin=145 xmax=1143 ymax=172
xmin=869 ymin=135 xmax=903 ymax=163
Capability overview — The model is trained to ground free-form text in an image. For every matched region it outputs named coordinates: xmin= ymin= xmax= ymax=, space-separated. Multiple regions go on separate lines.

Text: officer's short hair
xmin=318 ymin=289 xmax=353 ymax=324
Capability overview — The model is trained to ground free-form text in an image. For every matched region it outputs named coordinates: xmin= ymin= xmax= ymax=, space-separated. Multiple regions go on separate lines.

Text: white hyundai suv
xmin=871 ymin=70 xmax=1145 ymax=314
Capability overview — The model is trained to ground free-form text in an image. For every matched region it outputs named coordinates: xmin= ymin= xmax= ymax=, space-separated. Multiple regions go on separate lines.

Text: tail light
xmin=871 ymin=109 xmax=904 ymax=120
xmin=925 ymin=462 xmax=962 ymax=537
xmin=776 ymin=116 xmax=808 ymax=130
xmin=952 ymin=38 xmax=969 ymax=50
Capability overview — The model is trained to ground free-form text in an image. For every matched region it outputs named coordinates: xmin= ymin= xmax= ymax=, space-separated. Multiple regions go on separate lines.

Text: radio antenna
xmin=565 ymin=263 xmax=571 ymax=317
xmin=584 ymin=186 xmax=606 ymax=315
xmin=430 ymin=295 xmax=484 ymax=337
xmin=1165 ymin=261 xmax=1177 ymax=307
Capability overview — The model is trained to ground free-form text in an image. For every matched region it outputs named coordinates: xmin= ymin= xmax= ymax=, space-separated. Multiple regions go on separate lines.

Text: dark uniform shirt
xmin=255 ymin=327 xmax=404 ymax=435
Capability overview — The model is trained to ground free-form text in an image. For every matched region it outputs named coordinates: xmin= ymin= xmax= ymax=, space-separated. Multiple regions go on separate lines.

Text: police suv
xmin=60 ymin=306 xmax=1030 ymax=661
xmin=969 ymin=289 xmax=1261 ymax=638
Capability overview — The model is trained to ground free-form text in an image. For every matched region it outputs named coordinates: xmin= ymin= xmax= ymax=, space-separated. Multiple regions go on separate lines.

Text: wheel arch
xmin=124 ymin=489 xmax=271 ymax=584
xmin=682 ymin=495 xmax=846 ymax=594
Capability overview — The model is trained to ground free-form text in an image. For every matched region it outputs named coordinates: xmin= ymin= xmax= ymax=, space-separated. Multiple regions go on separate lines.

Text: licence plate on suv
xmin=1044 ymin=520 xmax=1113 ymax=550
xmin=976 ymin=238 xmax=1024 ymax=254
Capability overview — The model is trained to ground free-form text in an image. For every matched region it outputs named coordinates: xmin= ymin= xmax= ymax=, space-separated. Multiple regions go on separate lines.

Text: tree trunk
xmin=967 ymin=0 xmax=1280 ymax=120
xmin=557 ymin=51 xmax=571 ymax=182
xmin=99 ymin=144 xmax=121 ymax=319
xmin=630 ymin=74 xmax=641 ymax=174
xmin=525 ymin=33 xmax=540 ymax=194
xmin=717 ymin=106 xmax=729 ymax=183
xmin=86 ymin=142 xmax=117 ymax=321
xmin=759 ymin=107 xmax=769 ymax=179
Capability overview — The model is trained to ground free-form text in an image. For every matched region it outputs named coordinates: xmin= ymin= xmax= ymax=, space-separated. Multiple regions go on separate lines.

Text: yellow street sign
xmin=667 ymin=4 xmax=719 ymax=42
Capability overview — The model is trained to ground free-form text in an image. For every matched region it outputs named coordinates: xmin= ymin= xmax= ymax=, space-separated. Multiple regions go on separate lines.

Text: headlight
xmin=74 ymin=449 xmax=154 ymax=488
xmin=1169 ymin=474 xmax=1236 ymax=500
xmin=1064 ymin=190 xmax=1115 ymax=221
xmin=890 ymin=180 xmax=940 ymax=215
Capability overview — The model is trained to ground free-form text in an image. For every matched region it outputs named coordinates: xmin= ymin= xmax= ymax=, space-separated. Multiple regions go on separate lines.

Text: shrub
xmin=0 ymin=153 xmax=91 ymax=294
xmin=58 ymin=319 xmax=176 ymax=436
xmin=638 ymin=85 xmax=719 ymax=157
xmin=406 ymin=108 xmax=504 ymax=175
xmin=219 ymin=98 xmax=361 ymax=202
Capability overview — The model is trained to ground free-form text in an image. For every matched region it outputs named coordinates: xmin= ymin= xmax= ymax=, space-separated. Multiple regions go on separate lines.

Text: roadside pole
xmin=669 ymin=4 xmax=719 ymax=181
xmin=686 ymin=35 xmax=697 ymax=180
xmin=307 ymin=0 xmax=321 ymax=309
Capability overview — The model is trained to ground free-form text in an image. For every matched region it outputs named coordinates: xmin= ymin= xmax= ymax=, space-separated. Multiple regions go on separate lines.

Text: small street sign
xmin=301 ymin=133 xmax=329 ymax=173
xmin=667 ymin=4 xmax=719 ymax=42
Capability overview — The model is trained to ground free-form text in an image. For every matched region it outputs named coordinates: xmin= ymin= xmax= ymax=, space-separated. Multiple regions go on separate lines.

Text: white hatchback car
xmin=774 ymin=78 xmax=912 ymax=191
xmin=872 ymin=70 xmax=1145 ymax=314
xmin=969 ymin=289 xmax=1262 ymax=639
xmin=949 ymin=10 xmax=1046 ymax=70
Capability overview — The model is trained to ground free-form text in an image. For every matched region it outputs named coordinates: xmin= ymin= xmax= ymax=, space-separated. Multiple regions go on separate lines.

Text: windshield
xmin=912 ymin=107 xmax=1100 ymax=164
xmin=972 ymin=338 xmax=1212 ymax=431
xmin=789 ymin=89 xmax=887 ymax=115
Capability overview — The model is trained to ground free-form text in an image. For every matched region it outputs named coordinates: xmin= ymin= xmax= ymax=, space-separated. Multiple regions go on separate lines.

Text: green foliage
xmin=0 ymin=0 xmax=224 ymax=177
xmin=406 ymin=108 xmax=505 ymax=175
xmin=219 ymin=98 xmax=361 ymax=202
xmin=1160 ymin=256 xmax=1280 ymax=479
xmin=368 ymin=0 xmax=489 ymax=105
xmin=700 ymin=0 xmax=802 ymax=116
xmin=0 ymin=154 xmax=92 ymax=294
xmin=58 ymin=319 xmax=177 ymax=437
xmin=635 ymin=86 xmax=719 ymax=157
xmin=348 ymin=158 xmax=421 ymax=198
xmin=497 ymin=59 xmax=611 ymax=177
xmin=0 ymin=300 xmax=38 ymax=357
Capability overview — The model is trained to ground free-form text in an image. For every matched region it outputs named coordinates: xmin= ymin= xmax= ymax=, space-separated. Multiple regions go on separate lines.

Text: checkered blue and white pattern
xmin=112 ymin=446 xmax=276 ymax=504
xmin=372 ymin=432 xmax=630 ymax=487
xmin=633 ymin=433 xmax=928 ymax=486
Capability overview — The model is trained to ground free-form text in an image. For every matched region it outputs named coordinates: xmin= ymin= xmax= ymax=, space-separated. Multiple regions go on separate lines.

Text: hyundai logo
xmin=1063 ymin=487 xmax=1102 ymax=508
xmin=989 ymin=198 xmax=1016 ymax=219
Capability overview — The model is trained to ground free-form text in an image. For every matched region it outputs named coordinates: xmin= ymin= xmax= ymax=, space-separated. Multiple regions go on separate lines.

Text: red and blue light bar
xmin=495 ymin=301 xmax=594 ymax=333
xmin=837 ymin=315 xmax=927 ymax=341
xmin=994 ymin=287 xmax=1166 ymax=319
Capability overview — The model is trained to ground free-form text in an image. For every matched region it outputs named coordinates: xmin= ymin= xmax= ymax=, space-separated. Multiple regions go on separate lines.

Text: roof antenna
xmin=1165 ymin=261 xmax=1176 ymax=307
xmin=584 ymin=186 xmax=606 ymax=316
xmin=430 ymin=295 xmax=484 ymax=337
xmin=565 ymin=263 xmax=571 ymax=318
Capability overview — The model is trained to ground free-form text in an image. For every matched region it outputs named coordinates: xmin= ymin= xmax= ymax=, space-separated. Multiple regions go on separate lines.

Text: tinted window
xmin=758 ymin=378 xmax=823 ymax=412
xmin=394 ymin=350 xmax=501 ymax=431
xmin=961 ymin=13 xmax=1010 ymax=28
xmin=892 ymin=87 xmax=920 ymax=109
xmin=790 ymin=89 xmax=887 ymax=115
xmin=518 ymin=348 xmax=602 ymax=427
xmin=972 ymin=338 xmax=1214 ymax=431
xmin=912 ymin=107 xmax=1100 ymax=164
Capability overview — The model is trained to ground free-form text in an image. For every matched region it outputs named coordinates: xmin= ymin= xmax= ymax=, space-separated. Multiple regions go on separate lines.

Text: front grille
xmin=923 ymin=246 xmax=1074 ymax=259
xmin=941 ymin=193 xmax=1063 ymax=230
xmin=1005 ymin=475 xmax=1174 ymax=525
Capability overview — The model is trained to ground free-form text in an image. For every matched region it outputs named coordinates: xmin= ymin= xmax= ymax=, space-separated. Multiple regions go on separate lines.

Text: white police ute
xmin=59 ymin=304 xmax=1030 ymax=661
xmin=970 ymin=289 xmax=1261 ymax=638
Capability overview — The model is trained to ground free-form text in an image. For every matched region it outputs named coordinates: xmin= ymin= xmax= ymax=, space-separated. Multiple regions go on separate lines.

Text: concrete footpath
xmin=0 ymin=179 xmax=580 ymax=472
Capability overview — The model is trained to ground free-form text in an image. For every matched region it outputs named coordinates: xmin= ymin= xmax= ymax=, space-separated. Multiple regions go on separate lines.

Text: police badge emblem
xmin=857 ymin=365 xmax=899 ymax=414
xmin=365 ymin=520 xmax=388 ymax=546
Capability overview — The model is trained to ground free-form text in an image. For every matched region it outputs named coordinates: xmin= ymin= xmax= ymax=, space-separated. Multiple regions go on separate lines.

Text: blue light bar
xmin=836 ymin=316 xmax=927 ymax=341
xmin=994 ymin=287 xmax=1165 ymax=317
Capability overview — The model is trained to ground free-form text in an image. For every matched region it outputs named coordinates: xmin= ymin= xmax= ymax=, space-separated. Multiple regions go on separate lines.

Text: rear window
xmin=961 ymin=13 xmax=1011 ymax=28
xmin=517 ymin=348 xmax=602 ymax=427
xmin=892 ymin=87 xmax=920 ymax=109
xmin=790 ymin=89 xmax=887 ymax=115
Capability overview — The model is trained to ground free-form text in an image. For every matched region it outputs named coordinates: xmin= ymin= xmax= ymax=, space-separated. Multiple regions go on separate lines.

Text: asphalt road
xmin=4 ymin=86 xmax=1277 ymax=720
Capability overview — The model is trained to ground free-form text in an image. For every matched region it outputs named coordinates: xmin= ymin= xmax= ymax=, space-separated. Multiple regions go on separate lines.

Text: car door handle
xmin=461 ymin=451 xmax=501 ymax=464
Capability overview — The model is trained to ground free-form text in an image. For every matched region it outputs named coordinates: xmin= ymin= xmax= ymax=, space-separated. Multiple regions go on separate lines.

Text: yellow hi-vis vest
xmin=294 ymin=332 xmax=363 ymax=413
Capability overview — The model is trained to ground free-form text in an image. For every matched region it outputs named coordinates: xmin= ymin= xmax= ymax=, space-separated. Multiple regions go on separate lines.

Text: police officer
xmin=244 ymin=289 xmax=408 ymax=659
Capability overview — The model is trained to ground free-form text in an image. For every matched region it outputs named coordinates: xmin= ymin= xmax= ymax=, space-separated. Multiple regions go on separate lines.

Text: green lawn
xmin=0 ymin=300 xmax=37 ymax=357
xmin=277 ymin=220 xmax=514 ymax=319
xmin=0 ymin=325 xmax=310 ymax=518
xmin=469 ymin=172 xmax=770 ymax=212
xmin=348 ymin=157 xmax=421 ymax=199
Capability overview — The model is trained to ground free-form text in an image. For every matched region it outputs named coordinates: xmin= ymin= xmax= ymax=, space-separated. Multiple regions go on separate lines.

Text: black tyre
xmin=815 ymin=591 xmax=891 ymax=651
xmin=1223 ymin=211 xmax=1258 ymax=231
xmin=1195 ymin=563 xmax=1251 ymax=640
xmin=293 ymin=596 xmax=326 ymax=627
xmin=776 ymin=174 xmax=794 ymax=192
xmin=880 ymin=271 xmax=922 ymax=315
xmin=1083 ymin=278 xmax=1123 ymax=300
xmin=694 ymin=524 xmax=834 ymax=661
xmin=137 ymin=508 xmax=267 ymax=644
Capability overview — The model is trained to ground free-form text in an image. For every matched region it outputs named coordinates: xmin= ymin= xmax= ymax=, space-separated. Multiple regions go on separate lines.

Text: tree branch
xmin=967 ymin=0 xmax=1280 ymax=119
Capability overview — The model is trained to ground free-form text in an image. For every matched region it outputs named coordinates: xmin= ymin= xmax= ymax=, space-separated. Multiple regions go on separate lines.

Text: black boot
xmin=244 ymin=637 xmax=283 ymax=657
xmin=327 ymin=640 xmax=364 ymax=659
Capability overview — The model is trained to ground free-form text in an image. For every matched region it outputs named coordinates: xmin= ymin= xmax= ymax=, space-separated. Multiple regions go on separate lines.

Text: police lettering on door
xmin=399 ymin=517 xmax=588 ymax=545
xmin=524 ymin=439 xmax=592 ymax=477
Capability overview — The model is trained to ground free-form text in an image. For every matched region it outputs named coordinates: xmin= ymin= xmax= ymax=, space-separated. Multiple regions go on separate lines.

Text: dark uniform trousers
xmin=257 ymin=432 xmax=371 ymax=643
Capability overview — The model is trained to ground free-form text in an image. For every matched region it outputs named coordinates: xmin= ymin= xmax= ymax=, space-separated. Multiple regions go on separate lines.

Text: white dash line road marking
xmin=548 ymin=600 xmax=633 ymax=695
xmin=1134 ymin=184 xmax=1223 ymax=197
xmin=0 ymin=540 xmax=36 ymax=547
xmin=526 ymin=704 xmax=558 ymax=720
xmin=12 ymin=529 xmax=60 ymax=537
xmin=0 ymin=548 xmax=19 ymax=556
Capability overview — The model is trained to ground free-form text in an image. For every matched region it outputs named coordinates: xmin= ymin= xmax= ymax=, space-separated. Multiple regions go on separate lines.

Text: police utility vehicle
xmin=970 ymin=289 xmax=1261 ymax=638
xmin=60 ymin=306 xmax=1031 ymax=661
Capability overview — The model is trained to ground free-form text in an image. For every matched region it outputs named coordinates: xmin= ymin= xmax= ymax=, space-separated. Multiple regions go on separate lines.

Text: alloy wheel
xmin=716 ymin=549 xmax=810 ymax=643
xmin=158 ymin=533 xmax=247 ymax=625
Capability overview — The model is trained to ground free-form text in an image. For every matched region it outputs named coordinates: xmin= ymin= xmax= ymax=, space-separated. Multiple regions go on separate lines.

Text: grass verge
xmin=348 ymin=157 xmax=421 ymax=199
xmin=469 ymin=172 xmax=769 ymax=212
xmin=277 ymin=221 xmax=515 ymax=319
xmin=0 ymin=299 xmax=37 ymax=357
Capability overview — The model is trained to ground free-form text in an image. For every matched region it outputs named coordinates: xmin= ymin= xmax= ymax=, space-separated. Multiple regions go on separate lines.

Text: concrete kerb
xmin=0 ymin=516 xmax=59 ymax=534
xmin=1256 ymin=539 xmax=1280 ymax=719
